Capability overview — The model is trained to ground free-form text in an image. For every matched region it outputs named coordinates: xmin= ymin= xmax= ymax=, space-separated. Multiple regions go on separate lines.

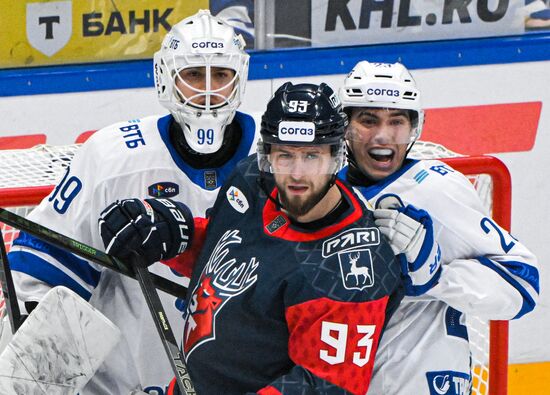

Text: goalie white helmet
xmin=339 ymin=61 xmax=424 ymax=144
xmin=154 ymin=9 xmax=250 ymax=153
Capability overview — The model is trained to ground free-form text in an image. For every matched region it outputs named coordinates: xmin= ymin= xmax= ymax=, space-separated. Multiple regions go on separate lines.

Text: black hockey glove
xmin=98 ymin=198 xmax=194 ymax=267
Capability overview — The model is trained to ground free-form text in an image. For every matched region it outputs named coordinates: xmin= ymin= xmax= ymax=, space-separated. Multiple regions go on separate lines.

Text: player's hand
xmin=374 ymin=196 xmax=442 ymax=296
xmin=98 ymin=198 xmax=194 ymax=267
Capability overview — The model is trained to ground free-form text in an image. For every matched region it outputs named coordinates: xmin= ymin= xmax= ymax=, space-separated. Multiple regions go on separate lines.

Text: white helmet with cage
xmin=154 ymin=9 xmax=249 ymax=153
xmin=339 ymin=61 xmax=424 ymax=144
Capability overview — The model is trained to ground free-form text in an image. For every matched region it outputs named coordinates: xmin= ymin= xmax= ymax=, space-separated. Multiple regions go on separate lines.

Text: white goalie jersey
xmin=342 ymin=158 xmax=539 ymax=395
xmin=7 ymin=112 xmax=257 ymax=394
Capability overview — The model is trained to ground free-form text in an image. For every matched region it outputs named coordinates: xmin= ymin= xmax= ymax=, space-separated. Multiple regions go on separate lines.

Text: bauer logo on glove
xmin=98 ymin=198 xmax=194 ymax=266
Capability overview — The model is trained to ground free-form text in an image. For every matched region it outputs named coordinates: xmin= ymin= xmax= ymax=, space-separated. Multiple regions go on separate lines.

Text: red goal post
xmin=439 ymin=155 xmax=510 ymax=395
xmin=0 ymin=142 xmax=511 ymax=395
xmin=410 ymin=142 xmax=511 ymax=395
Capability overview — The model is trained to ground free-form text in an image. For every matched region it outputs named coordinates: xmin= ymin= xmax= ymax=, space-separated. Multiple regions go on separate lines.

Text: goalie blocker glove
xmin=98 ymin=198 xmax=194 ymax=266
xmin=374 ymin=196 xmax=442 ymax=296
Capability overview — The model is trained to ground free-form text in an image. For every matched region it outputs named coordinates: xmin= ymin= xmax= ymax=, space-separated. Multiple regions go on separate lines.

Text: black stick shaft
xmin=132 ymin=254 xmax=195 ymax=395
xmin=0 ymin=208 xmax=187 ymax=298
xmin=0 ymin=228 xmax=23 ymax=332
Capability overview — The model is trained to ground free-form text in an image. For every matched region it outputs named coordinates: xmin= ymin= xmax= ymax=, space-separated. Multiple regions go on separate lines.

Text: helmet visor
xmin=258 ymin=142 xmax=345 ymax=176
xmin=345 ymin=108 xmax=417 ymax=145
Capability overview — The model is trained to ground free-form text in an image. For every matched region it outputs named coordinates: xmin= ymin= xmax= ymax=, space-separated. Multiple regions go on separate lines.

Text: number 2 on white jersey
xmin=319 ymin=321 xmax=376 ymax=367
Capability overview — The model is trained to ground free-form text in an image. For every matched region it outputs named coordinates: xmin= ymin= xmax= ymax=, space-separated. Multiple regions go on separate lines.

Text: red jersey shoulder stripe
xmin=262 ymin=179 xmax=363 ymax=242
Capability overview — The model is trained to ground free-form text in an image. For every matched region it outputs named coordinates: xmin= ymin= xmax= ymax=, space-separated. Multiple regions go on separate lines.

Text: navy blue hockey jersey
xmin=168 ymin=155 xmax=403 ymax=395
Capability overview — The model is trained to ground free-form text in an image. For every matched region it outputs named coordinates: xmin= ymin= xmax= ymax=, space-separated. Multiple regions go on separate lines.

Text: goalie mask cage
xmin=0 ymin=142 xmax=510 ymax=395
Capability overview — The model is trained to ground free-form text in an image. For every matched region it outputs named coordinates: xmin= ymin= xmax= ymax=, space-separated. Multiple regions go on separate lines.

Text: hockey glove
xmin=98 ymin=198 xmax=194 ymax=267
xmin=374 ymin=196 xmax=442 ymax=296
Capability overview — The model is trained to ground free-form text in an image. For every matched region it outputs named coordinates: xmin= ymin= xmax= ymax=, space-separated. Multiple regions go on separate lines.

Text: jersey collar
xmin=339 ymin=158 xmax=419 ymax=200
xmin=262 ymin=179 xmax=363 ymax=242
xmin=157 ymin=112 xmax=256 ymax=190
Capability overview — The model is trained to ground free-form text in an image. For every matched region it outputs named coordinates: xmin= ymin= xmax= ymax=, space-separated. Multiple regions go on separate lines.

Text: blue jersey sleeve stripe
xmin=495 ymin=259 xmax=540 ymax=294
xmin=9 ymin=251 xmax=92 ymax=301
xmin=476 ymin=257 xmax=536 ymax=319
xmin=12 ymin=232 xmax=101 ymax=287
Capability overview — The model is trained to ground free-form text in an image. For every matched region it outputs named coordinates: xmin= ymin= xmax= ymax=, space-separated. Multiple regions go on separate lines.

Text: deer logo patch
xmin=338 ymin=249 xmax=374 ymax=290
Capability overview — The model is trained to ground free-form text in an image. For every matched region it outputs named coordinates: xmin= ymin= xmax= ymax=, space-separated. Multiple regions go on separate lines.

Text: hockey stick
xmin=0 ymin=207 xmax=195 ymax=392
xmin=0 ymin=227 xmax=23 ymax=333
xmin=131 ymin=254 xmax=196 ymax=395
xmin=0 ymin=207 xmax=187 ymax=298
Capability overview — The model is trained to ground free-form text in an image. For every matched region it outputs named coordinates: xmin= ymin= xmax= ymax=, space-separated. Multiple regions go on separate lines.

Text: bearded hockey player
xmin=7 ymin=10 xmax=256 ymax=394
xmin=339 ymin=61 xmax=539 ymax=395
xmin=98 ymin=82 xmax=405 ymax=394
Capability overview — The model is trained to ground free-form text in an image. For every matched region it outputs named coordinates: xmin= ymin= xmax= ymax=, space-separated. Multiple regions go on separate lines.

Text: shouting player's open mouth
xmin=367 ymin=146 xmax=398 ymax=171
xmin=369 ymin=147 xmax=394 ymax=162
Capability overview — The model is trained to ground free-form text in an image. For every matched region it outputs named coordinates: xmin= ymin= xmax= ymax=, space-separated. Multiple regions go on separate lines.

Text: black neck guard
xmin=169 ymin=117 xmax=243 ymax=169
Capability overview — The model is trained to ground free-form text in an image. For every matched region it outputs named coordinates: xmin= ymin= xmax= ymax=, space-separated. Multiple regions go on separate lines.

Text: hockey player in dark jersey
xmin=99 ymin=82 xmax=404 ymax=395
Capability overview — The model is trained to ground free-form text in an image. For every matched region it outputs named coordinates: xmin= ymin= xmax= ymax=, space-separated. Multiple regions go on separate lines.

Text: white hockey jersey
xmin=341 ymin=159 xmax=539 ymax=395
xmin=8 ymin=112 xmax=257 ymax=394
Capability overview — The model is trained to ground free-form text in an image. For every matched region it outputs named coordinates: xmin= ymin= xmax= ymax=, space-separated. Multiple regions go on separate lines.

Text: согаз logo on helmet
xmin=366 ymin=88 xmax=400 ymax=97
xmin=191 ymin=40 xmax=225 ymax=49
xmin=278 ymin=121 xmax=315 ymax=142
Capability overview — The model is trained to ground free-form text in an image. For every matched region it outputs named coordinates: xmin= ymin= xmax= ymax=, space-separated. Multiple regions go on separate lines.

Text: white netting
xmin=0 ymin=141 xmax=505 ymax=394
xmin=0 ymin=144 xmax=80 ymax=188
xmin=0 ymin=144 xmax=81 ymax=321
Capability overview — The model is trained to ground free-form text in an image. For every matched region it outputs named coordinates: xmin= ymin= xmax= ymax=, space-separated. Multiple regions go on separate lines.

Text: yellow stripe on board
xmin=470 ymin=362 xmax=550 ymax=394
xmin=0 ymin=0 xmax=208 ymax=68
xmin=509 ymin=362 xmax=550 ymax=394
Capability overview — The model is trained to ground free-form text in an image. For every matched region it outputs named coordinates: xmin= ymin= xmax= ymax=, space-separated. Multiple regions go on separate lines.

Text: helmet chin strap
xmin=310 ymin=174 xmax=338 ymax=214
xmin=405 ymin=139 xmax=417 ymax=157
xmin=257 ymin=172 xmax=283 ymax=210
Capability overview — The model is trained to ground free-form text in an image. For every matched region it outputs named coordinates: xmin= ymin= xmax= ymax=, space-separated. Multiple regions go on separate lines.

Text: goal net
xmin=0 ymin=141 xmax=510 ymax=395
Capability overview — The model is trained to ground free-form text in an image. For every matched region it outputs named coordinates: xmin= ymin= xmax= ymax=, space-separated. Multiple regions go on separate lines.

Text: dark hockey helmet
xmin=260 ymin=82 xmax=348 ymax=146
xmin=257 ymin=82 xmax=348 ymax=176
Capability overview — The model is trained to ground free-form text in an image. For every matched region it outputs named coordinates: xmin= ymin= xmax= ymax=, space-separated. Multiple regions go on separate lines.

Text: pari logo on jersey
xmin=148 ymin=182 xmax=179 ymax=198
xmin=26 ymin=1 xmax=72 ymax=57
xmin=278 ymin=121 xmax=315 ymax=142
xmin=322 ymin=227 xmax=381 ymax=290
xmin=226 ymin=186 xmax=249 ymax=213
xmin=426 ymin=371 xmax=471 ymax=395
xmin=183 ymin=230 xmax=258 ymax=358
